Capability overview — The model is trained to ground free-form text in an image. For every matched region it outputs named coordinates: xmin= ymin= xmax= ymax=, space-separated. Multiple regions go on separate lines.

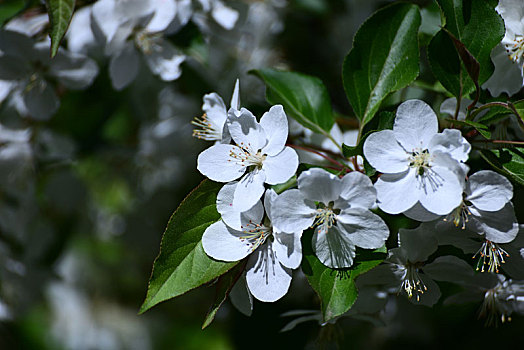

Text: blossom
xmin=202 ymin=188 xmax=302 ymax=302
xmin=197 ymin=105 xmax=298 ymax=211
xmin=363 ymin=99 xmax=471 ymax=216
xmin=0 ymin=30 xmax=98 ymax=120
xmin=405 ymin=170 xmax=519 ymax=259
xmin=272 ymin=168 xmax=389 ymax=269
xmin=91 ymin=0 xmax=185 ymax=90
xmin=483 ymin=0 xmax=524 ymax=96
xmin=192 ymin=79 xmax=240 ymax=142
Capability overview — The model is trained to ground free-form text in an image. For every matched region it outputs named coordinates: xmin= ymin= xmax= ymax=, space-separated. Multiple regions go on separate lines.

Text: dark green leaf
xmin=301 ymin=230 xmax=386 ymax=322
xmin=139 ymin=180 xmax=239 ymax=314
xmin=481 ymin=148 xmax=524 ymax=186
xmin=445 ymin=118 xmax=491 ymax=139
xmin=428 ymin=0 xmax=504 ymax=97
xmin=0 ymin=0 xmax=26 ymax=26
xmin=202 ymin=261 xmax=246 ymax=329
xmin=250 ymin=68 xmax=335 ymax=134
xmin=342 ymin=3 xmax=421 ymax=128
xmin=45 ymin=0 xmax=75 ymax=57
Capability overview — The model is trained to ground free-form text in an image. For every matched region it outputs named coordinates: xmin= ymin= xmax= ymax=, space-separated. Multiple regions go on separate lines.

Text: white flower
xmin=202 ymin=188 xmax=302 ymax=302
xmin=272 ymin=168 xmax=389 ymax=269
xmin=0 ymin=30 xmax=98 ymax=120
xmin=363 ymin=99 xmax=471 ymax=216
xmin=91 ymin=0 xmax=185 ymax=90
xmin=405 ymin=170 xmax=519 ymax=246
xmin=192 ymin=79 xmax=240 ymax=142
xmin=483 ymin=0 xmax=524 ymax=96
xmin=197 ymin=105 xmax=298 ymax=211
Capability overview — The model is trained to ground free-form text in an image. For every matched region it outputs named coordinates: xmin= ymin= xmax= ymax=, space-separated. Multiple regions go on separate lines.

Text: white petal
xmin=263 ymin=147 xmax=298 ymax=185
xmin=312 ymin=226 xmax=356 ymax=268
xmin=246 ymin=242 xmax=292 ymax=302
xmin=339 ymin=171 xmax=377 ymax=209
xmin=91 ymin=0 xmax=120 ymax=43
xmin=109 ymin=44 xmax=139 ymax=90
xmin=144 ymin=41 xmax=185 ymax=81
xmin=202 ymin=221 xmax=253 ymax=261
xmin=260 ymin=105 xmax=288 ymax=156
xmin=398 ymin=223 xmax=439 ymax=263
xmin=233 ymin=170 xmax=266 ymax=212
xmin=229 ymin=273 xmax=253 ymax=316
xmin=374 ymin=169 xmax=419 ymax=214
xmin=263 ymin=188 xmax=278 ymax=221
xmin=211 ymin=1 xmax=239 ymax=30
xmin=411 ymin=275 xmax=441 ymax=307
xmin=363 ymin=130 xmax=409 ymax=173
xmin=23 ymin=81 xmax=59 ymax=121
xmin=273 ymin=232 xmax=302 ymax=269
xmin=403 ymin=202 xmax=442 ymax=222
xmin=337 ymin=208 xmax=389 ymax=250
xmin=483 ymin=44 xmax=523 ymax=97
xmin=145 ymin=0 xmax=177 ymax=32
xmin=230 ymin=79 xmax=240 ymax=110
xmin=466 ymin=170 xmax=513 ymax=211
xmin=297 ymin=168 xmax=342 ymax=204
xmin=271 ymin=189 xmax=316 ymax=233
xmin=202 ymin=92 xmax=227 ymax=135
xmin=439 ymin=97 xmax=472 ymax=121
xmin=418 ymin=166 xmax=464 ymax=215
xmin=49 ymin=52 xmax=99 ymax=90
xmin=496 ymin=0 xmax=524 ymax=38
xmin=227 ymin=108 xmax=266 ymax=152
xmin=428 ymin=129 xmax=471 ymax=162
xmin=197 ymin=144 xmax=246 ymax=182
xmin=67 ymin=7 xmax=96 ymax=54
xmin=393 ymin=99 xmax=439 ymax=151
xmin=422 ymin=255 xmax=474 ymax=283
xmin=468 ymin=203 xmax=519 ymax=243
xmin=217 ymin=182 xmax=263 ymax=230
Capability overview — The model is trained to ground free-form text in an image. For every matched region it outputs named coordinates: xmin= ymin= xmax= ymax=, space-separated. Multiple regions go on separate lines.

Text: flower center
xmin=239 ymin=220 xmax=271 ymax=252
xmin=443 ymin=202 xmax=472 ymax=229
xmin=473 ymin=240 xmax=509 ymax=273
xmin=408 ymin=148 xmax=443 ymax=193
xmin=191 ymin=113 xmax=222 ymax=141
xmin=228 ymin=143 xmax=267 ymax=169
xmin=479 ymin=285 xmax=511 ymax=326
xmin=400 ymin=262 xmax=427 ymax=302
xmin=134 ymin=29 xmax=162 ymax=55
xmin=311 ymin=202 xmax=338 ymax=234
xmin=505 ymin=35 xmax=524 ymax=64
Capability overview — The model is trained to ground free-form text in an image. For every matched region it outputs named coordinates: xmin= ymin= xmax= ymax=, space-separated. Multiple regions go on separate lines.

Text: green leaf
xmin=0 ymin=0 xmax=26 ymax=26
xmin=45 ymin=0 xmax=75 ymax=57
xmin=301 ymin=230 xmax=386 ymax=322
xmin=202 ymin=261 xmax=246 ymax=329
xmin=139 ymin=180 xmax=239 ymax=314
xmin=480 ymin=148 xmax=524 ymax=186
xmin=428 ymin=0 xmax=504 ymax=97
xmin=250 ymin=69 xmax=335 ymax=134
xmin=445 ymin=118 xmax=491 ymax=139
xmin=342 ymin=3 xmax=421 ymax=128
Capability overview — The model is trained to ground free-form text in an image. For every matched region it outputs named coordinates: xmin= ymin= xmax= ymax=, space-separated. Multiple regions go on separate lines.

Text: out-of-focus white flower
xmin=363 ymin=99 xmax=470 ymax=216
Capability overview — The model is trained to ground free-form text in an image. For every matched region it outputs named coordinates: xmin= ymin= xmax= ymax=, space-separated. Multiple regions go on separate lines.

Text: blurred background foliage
xmin=0 ymin=0 xmax=523 ymax=349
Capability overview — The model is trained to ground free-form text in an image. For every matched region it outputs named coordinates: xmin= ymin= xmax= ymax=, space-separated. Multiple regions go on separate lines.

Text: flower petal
xmin=246 ymin=242 xmax=292 ymax=302
xmin=23 ymin=80 xmax=59 ymax=121
xmin=428 ymin=128 xmax=471 ymax=163
xmin=337 ymin=208 xmax=389 ymax=250
xmin=228 ymin=108 xmax=266 ymax=152
xmin=273 ymin=232 xmax=302 ymax=269
xmin=145 ymin=0 xmax=177 ymax=32
xmin=233 ymin=170 xmax=266 ymax=211
xmin=374 ymin=169 xmax=419 ymax=214
xmin=398 ymin=223 xmax=439 ymax=263
xmin=363 ymin=130 xmax=409 ymax=173
xmin=403 ymin=202 xmax=442 ymax=222
xmin=466 ymin=170 xmax=513 ymax=211
xmin=202 ymin=221 xmax=253 ymax=261
xmin=298 ymin=168 xmax=342 ymax=204
xmin=230 ymin=79 xmax=240 ymax=110
xmin=423 ymin=255 xmax=475 ymax=283
xmin=469 ymin=203 xmax=519 ymax=243
xmin=393 ymin=99 xmax=439 ymax=151
xmin=271 ymin=189 xmax=316 ymax=233
xmin=482 ymin=44 xmax=523 ymax=97
xmin=229 ymin=273 xmax=253 ymax=316
xmin=109 ymin=44 xmax=139 ymax=90
xmin=312 ymin=226 xmax=356 ymax=268
xmin=197 ymin=144 xmax=246 ymax=182
xmin=260 ymin=105 xmax=288 ymax=156
xmin=144 ymin=40 xmax=185 ymax=81
xmin=217 ymin=182 xmax=264 ymax=230
xmin=418 ymin=166 xmax=464 ymax=216
xmin=263 ymin=147 xmax=298 ymax=185
xmin=339 ymin=171 xmax=377 ymax=209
